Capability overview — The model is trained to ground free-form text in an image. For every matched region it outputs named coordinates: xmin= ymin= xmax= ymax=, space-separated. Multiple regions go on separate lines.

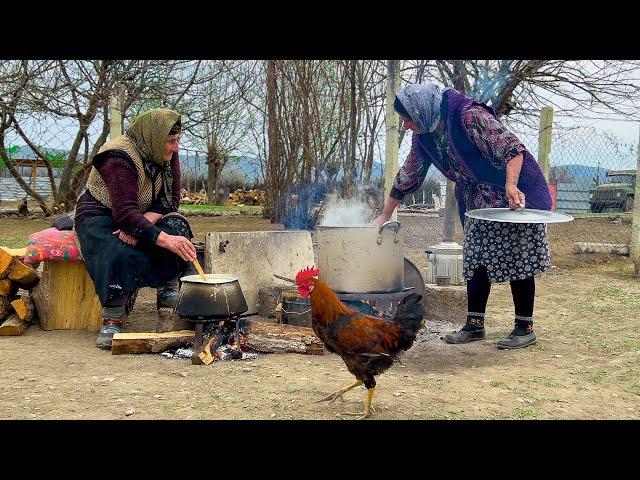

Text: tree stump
xmin=31 ymin=260 xmax=102 ymax=331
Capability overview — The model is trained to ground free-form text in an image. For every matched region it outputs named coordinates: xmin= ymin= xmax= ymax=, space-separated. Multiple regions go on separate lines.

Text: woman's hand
xmin=156 ymin=231 xmax=197 ymax=262
xmin=112 ymin=229 xmax=138 ymax=247
xmin=373 ymin=213 xmax=391 ymax=226
xmin=505 ymin=183 xmax=525 ymax=210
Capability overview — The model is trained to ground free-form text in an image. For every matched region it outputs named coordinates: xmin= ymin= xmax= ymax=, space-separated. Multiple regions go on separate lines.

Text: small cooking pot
xmin=175 ymin=274 xmax=248 ymax=319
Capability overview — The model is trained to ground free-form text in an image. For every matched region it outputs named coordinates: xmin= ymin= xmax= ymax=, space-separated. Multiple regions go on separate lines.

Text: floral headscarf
xmin=395 ymin=83 xmax=453 ymax=134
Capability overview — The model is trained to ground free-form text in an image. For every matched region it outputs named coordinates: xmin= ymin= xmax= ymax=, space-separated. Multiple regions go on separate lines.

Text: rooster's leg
xmin=341 ymin=387 xmax=376 ymax=419
xmin=316 ymin=380 xmax=363 ymax=404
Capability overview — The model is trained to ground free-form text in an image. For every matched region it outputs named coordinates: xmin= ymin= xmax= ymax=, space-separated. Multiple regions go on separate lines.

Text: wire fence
xmin=397 ymin=118 xmax=639 ymax=251
xmin=550 ymin=125 xmax=637 ymax=214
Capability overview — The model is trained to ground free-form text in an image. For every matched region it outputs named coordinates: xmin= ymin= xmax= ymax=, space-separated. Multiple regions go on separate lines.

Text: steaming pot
xmin=316 ymin=221 xmax=404 ymax=293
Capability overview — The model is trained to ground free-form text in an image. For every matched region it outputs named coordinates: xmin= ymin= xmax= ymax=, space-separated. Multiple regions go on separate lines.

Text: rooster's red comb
xmin=295 ymin=266 xmax=319 ymax=284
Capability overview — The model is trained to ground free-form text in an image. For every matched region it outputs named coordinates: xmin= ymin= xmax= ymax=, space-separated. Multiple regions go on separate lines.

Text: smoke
xmin=279 ymin=183 xmax=327 ymax=230
xmin=319 ymin=195 xmax=375 ymax=227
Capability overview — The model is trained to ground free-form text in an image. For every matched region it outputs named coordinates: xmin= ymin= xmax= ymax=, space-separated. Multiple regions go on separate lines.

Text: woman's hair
xmin=169 ymin=120 xmax=181 ymax=135
xmin=394 ymin=96 xmax=411 ymax=120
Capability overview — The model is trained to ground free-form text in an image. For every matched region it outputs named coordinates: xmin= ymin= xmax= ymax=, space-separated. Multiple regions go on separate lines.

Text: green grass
xmin=490 ymin=381 xmax=509 ymax=388
xmin=528 ymin=376 xmax=567 ymax=388
xmin=179 ymin=204 xmax=262 ymax=214
xmin=514 ymin=407 xmax=538 ymax=419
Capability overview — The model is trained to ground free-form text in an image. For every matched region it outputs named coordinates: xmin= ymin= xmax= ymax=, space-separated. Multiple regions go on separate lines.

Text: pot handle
xmin=377 ymin=220 xmax=401 ymax=244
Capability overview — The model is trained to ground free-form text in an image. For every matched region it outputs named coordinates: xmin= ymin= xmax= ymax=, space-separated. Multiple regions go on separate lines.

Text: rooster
xmin=279 ymin=266 xmax=424 ymax=419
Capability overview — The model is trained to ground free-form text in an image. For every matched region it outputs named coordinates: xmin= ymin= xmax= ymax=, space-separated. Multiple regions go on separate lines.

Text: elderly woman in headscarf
xmin=74 ymin=108 xmax=197 ymax=349
xmin=374 ymin=84 xmax=552 ymax=350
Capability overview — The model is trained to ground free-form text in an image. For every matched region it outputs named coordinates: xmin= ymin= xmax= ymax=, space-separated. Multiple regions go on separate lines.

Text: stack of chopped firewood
xmin=0 ymin=248 xmax=40 ymax=336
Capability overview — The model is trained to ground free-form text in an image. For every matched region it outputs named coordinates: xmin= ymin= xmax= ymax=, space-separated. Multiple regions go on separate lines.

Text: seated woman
xmin=74 ymin=108 xmax=197 ymax=349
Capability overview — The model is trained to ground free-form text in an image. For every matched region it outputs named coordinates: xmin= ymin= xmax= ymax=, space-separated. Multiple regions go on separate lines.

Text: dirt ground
xmin=0 ymin=212 xmax=638 ymax=420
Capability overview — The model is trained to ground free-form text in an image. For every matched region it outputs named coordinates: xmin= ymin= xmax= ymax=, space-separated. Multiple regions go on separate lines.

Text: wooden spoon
xmin=192 ymin=258 xmax=208 ymax=282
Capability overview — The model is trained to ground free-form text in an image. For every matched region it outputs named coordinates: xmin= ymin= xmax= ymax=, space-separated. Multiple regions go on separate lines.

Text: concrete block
xmin=205 ymin=231 xmax=314 ymax=315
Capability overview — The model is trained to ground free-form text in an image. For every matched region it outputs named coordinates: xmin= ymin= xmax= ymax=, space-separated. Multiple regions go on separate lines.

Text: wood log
xmin=0 ymin=296 xmax=13 ymax=320
xmin=111 ymin=330 xmax=195 ymax=355
xmin=10 ymin=295 xmax=35 ymax=323
xmin=156 ymin=308 xmax=191 ymax=333
xmin=31 ymin=260 xmax=102 ymax=331
xmin=239 ymin=319 xmax=324 ymax=355
xmin=8 ymin=261 xmax=40 ymax=289
xmin=0 ymin=279 xmax=18 ymax=297
xmin=0 ymin=248 xmax=17 ymax=279
xmin=0 ymin=313 xmax=28 ymax=336
xmin=191 ymin=333 xmax=218 ymax=365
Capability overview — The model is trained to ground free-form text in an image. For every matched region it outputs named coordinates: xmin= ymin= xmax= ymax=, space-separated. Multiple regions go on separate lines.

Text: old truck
xmin=588 ymin=169 xmax=636 ymax=213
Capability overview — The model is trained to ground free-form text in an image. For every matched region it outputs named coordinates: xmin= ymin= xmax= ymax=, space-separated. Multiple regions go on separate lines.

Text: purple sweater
xmin=75 ymin=152 xmax=181 ymax=243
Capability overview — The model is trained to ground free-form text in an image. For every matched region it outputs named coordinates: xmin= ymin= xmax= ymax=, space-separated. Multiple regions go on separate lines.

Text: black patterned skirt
xmin=75 ymin=213 xmax=193 ymax=306
xmin=462 ymin=218 xmax=551 ymax=283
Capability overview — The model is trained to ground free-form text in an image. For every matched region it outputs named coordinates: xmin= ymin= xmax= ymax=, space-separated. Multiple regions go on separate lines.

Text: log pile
xmin=180 ymin=191 xmax=209 ymax=205
xmin=227 ymin=189 xmax=266 ymax=206
xmin=0 ymin=247 xmax=40 ymax=336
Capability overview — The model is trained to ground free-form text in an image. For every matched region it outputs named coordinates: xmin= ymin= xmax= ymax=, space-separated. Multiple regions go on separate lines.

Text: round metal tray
xmin=465 ymin=207 xmax=574 ymax=224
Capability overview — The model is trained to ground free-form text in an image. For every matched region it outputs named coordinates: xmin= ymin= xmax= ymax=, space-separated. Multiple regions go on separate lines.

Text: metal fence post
xmin=538 ymin=106 xmax=553 ymax=181
xmin=630 ymin=124 xmax=640 ymax=269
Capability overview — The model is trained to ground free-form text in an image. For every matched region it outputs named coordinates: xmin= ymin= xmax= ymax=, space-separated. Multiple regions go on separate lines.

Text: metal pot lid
xmin=179 ymin=273 xmax=239 ymax=284
xmin=464 ymin=206 xmax=574 ymax=224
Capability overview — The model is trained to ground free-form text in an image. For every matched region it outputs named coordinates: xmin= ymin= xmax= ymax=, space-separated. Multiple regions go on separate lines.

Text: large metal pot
xmin=317 ymin=221 xmax=404 ymax=293
xmin=175 ymin=274 xmax=248 ymax=319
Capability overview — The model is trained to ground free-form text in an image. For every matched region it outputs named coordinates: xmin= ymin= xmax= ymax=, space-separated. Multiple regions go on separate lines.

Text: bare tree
xmin=175 ymin=60 xmax=257 ymax=204
xmin=0 ymin=60 xmax=203 ymax=214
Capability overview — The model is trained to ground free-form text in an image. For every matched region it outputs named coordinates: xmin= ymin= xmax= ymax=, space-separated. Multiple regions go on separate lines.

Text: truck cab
xmin=588 ymin=169 xmax=636 ymax=213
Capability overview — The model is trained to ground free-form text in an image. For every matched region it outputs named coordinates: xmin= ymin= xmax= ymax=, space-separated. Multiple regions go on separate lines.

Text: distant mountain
xmin=550 ymin=164 xmax=606 ymax=185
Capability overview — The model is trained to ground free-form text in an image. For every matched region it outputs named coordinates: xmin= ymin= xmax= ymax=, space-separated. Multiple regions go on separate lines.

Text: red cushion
xmin=24 ymin=228 xmax=83 ymax=264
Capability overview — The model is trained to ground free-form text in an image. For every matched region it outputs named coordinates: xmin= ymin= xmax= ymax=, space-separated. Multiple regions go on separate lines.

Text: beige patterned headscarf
xmin=126 ymin=108 xmax=181 ymax=166
xmin=126 ymin=108 xmax=181 ymax=210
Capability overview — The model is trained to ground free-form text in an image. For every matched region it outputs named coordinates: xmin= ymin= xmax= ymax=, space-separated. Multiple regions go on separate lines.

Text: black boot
xmin=444 ymin=315 xmax=486 ymax=344
xmin=497 ymin=319 xmax=536 ymax=349
xmin=96 ymin=305 xmax=125 ymax=350
xmin=157 ymin=278 xmax=180 ymax=309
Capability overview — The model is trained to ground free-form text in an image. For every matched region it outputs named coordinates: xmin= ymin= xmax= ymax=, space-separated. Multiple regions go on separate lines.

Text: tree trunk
xmin=206 ymin=145 xmax=225 ymax=205
xmin=265 ymin=60 xmax=281 ymax=222
xmin=345 ymin=60 xmax=357 ymax=198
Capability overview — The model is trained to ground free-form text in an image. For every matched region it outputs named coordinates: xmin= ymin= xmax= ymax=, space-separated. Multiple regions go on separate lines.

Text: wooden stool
xmin=31 ymin=260 xmax=102 ymax=331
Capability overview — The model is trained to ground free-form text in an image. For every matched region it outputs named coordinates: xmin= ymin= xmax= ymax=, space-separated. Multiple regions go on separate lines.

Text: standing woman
xmin=74 ymin=108 xmax=197 ymax=349
xmin=374 ymin=83 xmax=552 ymax=349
